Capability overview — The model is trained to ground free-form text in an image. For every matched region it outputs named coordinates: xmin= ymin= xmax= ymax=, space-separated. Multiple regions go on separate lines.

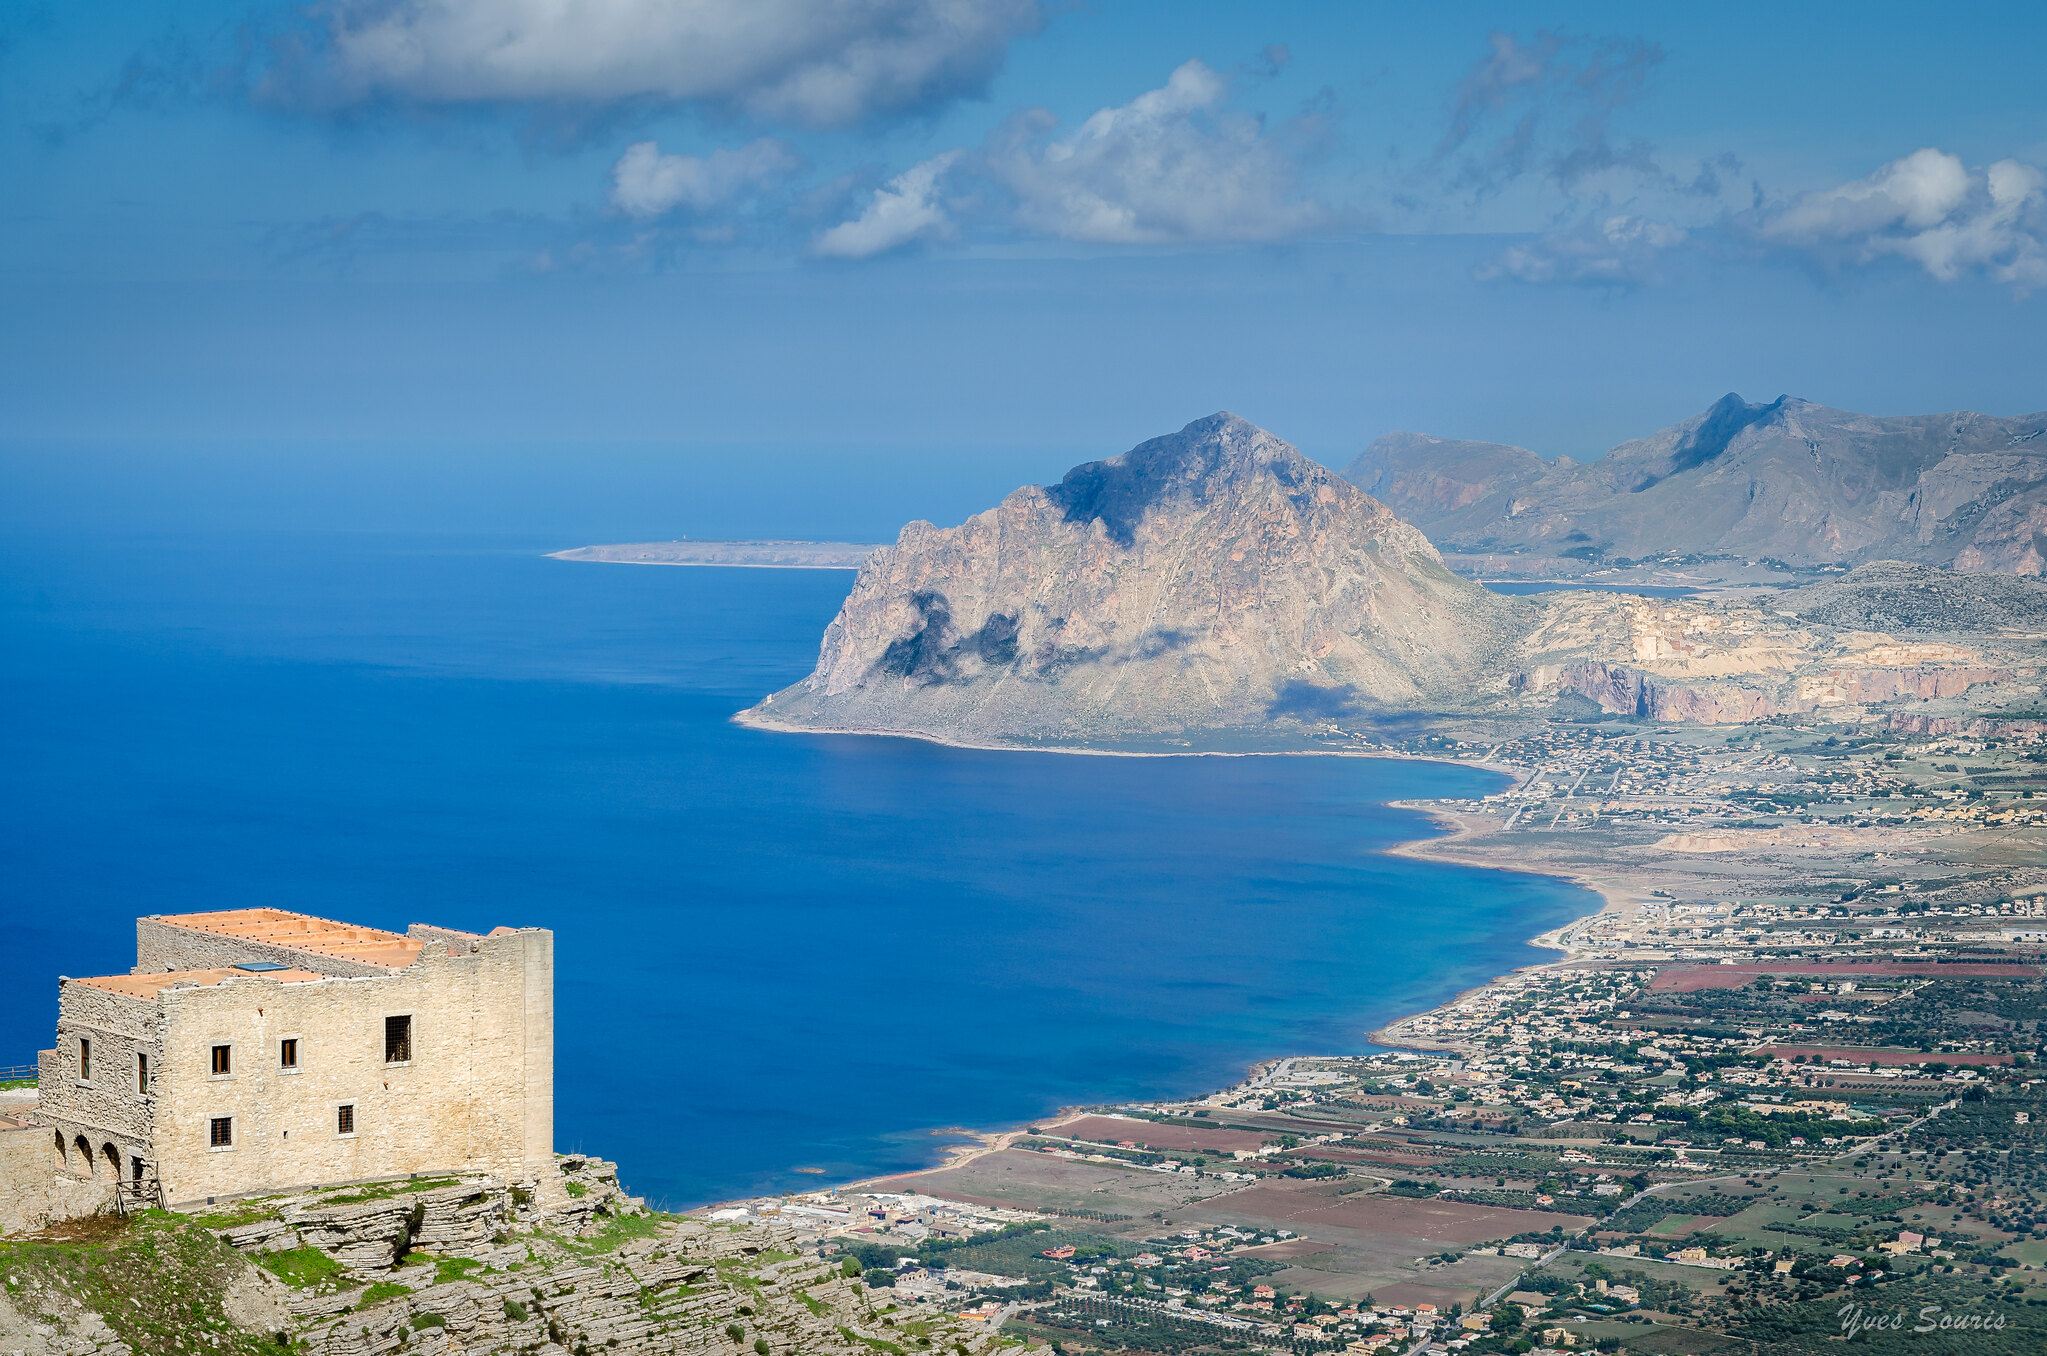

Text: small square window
xmin=209 ymin=1117 xmax=233 ymax=1148
xmin=384 ymin=1015 xmax=412 ymax=1064
xmin=337 ymin=1104 xmax=355 ymax=1136
xmin=79 ymin=1038 xmax=91 ymax=1082
xmin=210 ymin=1044 xmax=231 ymax=1076
xmin=280 ymin=1038 xmax=298 ymax=1070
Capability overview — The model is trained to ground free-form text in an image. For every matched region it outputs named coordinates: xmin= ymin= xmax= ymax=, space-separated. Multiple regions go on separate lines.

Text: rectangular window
xmin=79 ymin=1038 xmax=91 ymax=1081
xmin=138 ymin=1052 xmax=148 ymax=1094
xmin=384 ymin=1015 xmax=412 ymax=1064
xmin=337 ymin=1104 xmax=355 ymax=1135
xmin=280 ymin=1038 xmax=298 ymax=1070
xmin=210 ymin=1044 xmax=231 ymax=1076
xmin=209 ymin=1117 xmax=233 ymax=1148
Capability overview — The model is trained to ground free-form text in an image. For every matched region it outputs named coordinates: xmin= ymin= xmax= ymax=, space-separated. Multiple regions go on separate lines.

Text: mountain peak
xmin=1045 ymin=412 xmax=1322 ymax=547
xmin=1652 ymin=392 xmax=1789 ymax=481
xmin=744 ymin=414 xmax=1525 ymax=738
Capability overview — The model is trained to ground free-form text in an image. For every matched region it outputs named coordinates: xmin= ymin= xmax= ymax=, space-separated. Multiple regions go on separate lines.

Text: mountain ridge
xmin=1343 ymin=395 xmax=2047 ymax=574
xmin=745 ymin=413 xmax=2047 ymax=743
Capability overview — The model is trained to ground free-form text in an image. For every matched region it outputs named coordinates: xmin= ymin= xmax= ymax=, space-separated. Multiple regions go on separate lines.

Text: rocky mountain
xmin=742 ymin=413 xmax=1534 ymax=739
xmin=744 ymin=414 xmax=2046 ymax=743
xmin=1343 ymin=395 xmax=2047 ymax=574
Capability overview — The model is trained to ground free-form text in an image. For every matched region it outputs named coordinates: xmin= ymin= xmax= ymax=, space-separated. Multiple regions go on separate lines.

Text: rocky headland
xmin=551 ymin=541 xmax=881 ymax=569
xmin=742 ymin=413 xmax=1530 ymax=740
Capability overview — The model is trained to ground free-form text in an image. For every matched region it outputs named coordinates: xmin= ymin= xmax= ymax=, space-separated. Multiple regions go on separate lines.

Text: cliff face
xmin=1508 ymin=572 xmax=2038 ymax=724
xmin=745 ymin=413 xmax=1533 ymax=738
xmin=1343 ymin=395 xmax=2047 ymax=573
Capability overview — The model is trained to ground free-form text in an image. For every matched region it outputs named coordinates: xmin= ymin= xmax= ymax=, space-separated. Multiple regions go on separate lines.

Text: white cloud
xmin=812 ymin=151 xmax=962 ymax=258
xmin=299 ymin=0 xmax=1040 ymax=127
xmin=609 ymin=139 xmax=800 ymax=219
xmin=986 ymin=59 xmax=1325 ymax=244
xmin=1476 ymin=214 xmax=1687 ymax=286
xmin=1761 ymin=147 xmax=2046 ymax=289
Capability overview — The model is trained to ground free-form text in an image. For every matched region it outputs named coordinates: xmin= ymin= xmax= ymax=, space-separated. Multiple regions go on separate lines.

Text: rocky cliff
xmin=743 ymin=413 xmax=1533 ymax=739
xmin=1343 ymin=395 xmax=2047 ymax=574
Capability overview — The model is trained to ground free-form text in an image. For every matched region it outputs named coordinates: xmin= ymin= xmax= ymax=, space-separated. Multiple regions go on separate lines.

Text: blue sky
xmin=4 ymin=1 xmax=2045 ymax=532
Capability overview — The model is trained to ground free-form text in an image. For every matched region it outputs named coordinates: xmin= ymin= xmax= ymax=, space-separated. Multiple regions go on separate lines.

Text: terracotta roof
xmin=76 ymin=967 xmax=329 ymax=1000
xmin=152 ymin=907 xmax=424 ymax=970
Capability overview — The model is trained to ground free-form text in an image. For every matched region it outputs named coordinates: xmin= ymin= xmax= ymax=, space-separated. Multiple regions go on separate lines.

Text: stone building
xmin=26 ymin=907 xmax=553 ymax=1211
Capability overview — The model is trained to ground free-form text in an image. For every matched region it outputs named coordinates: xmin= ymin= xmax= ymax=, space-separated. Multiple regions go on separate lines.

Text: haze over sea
xmin=1 ymin=457 xmax=1596 ymax=1208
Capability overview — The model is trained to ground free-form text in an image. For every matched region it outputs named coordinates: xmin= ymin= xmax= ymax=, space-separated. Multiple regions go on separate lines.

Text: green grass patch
xmin=253 ymin=1245 xmax=348 ymax=1290
xmin=318 ymin=1177 xmax=460 ymax=1206
xmin=838 ymin=1326 xmax=907 ymax=1355
xmin=560 ymin=1209 xmax=671 ymax=1255
xmin=0 ymin=1077 xmax=37 ymax=1090
xmin=0 ymin=1211 xmax=286 ymax=1356
xmin=2000 ymin=1239 xmax=2047 ymax=1266
xmin=564 ymin=1180 xmax=589 ymax=1198
xmin=799 ymin=1292 xmax=828 ymax=1316
xmin=357 ymin=1281 xmax=415 ymax=1307
xmin=188 ymin=1198 xmax=290 ymax=1231
xmin=434 ymin=1254 xmax=484 ymax=1284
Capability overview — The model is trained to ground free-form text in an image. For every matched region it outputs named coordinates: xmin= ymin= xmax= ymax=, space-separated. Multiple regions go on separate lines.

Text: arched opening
xmin=53 ymin=1130 xmax=66 ymax=1170
xmin=73 ymin=1134 xmax=94 ymax=1177
xmin=102 ymin=1143 xmax=121 ymax=1177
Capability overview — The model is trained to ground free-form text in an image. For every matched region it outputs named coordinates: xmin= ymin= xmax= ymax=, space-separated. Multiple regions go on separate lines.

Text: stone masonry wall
xmin=38 ymin=982 xmax=161 ymax=1182
xmin=0 ymin=1119 xmax=115 ymax=1235
xmin=152 ymin=929 xmax=552 ymax=1204
xmin=135 ymin=917 xmax=392 ymax=978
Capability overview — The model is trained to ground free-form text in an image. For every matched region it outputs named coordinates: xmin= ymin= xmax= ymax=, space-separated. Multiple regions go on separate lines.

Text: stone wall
xmin=151 ymin=929 xmax=552 ymax=1204
xmin=37 ymin=981 xmax=160 ymax=1184
xmin=135 ymin=917 xmax=392 ymax=978
xmin=0 ymin=1115 xmax=116 ymax=1235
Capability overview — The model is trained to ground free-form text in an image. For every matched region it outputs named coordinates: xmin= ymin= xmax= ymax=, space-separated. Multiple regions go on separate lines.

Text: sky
xmin=4 ymin=1 xmax=2046 ymax=536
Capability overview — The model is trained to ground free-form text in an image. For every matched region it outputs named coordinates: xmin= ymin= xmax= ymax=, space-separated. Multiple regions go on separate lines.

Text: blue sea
xmin=1 ymin=527 xmax=1597 ymax=1208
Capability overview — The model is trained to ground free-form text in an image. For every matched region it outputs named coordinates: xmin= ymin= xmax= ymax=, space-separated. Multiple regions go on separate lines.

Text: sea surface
xmin=0 ymin=530 xmax=1598 ymax=1207
xmin=1481 ymin=581 xmax=1701 ymax=597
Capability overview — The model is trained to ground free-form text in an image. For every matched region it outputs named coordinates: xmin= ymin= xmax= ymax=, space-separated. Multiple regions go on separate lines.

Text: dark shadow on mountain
xmin=1268 ymin=680 xmax=1360 ymax=720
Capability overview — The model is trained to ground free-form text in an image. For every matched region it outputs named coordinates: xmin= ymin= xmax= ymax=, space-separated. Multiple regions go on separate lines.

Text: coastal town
xmin=679 ymin=708 xmax=2047 ymax=1355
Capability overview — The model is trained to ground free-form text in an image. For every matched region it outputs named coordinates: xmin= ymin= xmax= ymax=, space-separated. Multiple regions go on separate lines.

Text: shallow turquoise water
xmin=0 ymin=530 xmax=1596 ymax=1206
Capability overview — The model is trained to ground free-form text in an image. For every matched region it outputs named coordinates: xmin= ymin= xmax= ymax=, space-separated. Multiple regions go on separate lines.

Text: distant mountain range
xmin=1342 ymin=394 xmax=2047 ymax=575
xmin=743 ymin=413 xmax=2047 ymax=741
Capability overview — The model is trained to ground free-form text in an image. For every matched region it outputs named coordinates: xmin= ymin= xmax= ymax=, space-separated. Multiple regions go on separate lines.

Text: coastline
xmin=734 ymin=705 xmax=1527 ymax=776
xmin=1367 ymin=795 xmax=1651 ymax=1047
xmin=701 ymin=722 xmax=1617 ymax=1212
xmin=551 ymin=558 xmax=862 ymax=571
